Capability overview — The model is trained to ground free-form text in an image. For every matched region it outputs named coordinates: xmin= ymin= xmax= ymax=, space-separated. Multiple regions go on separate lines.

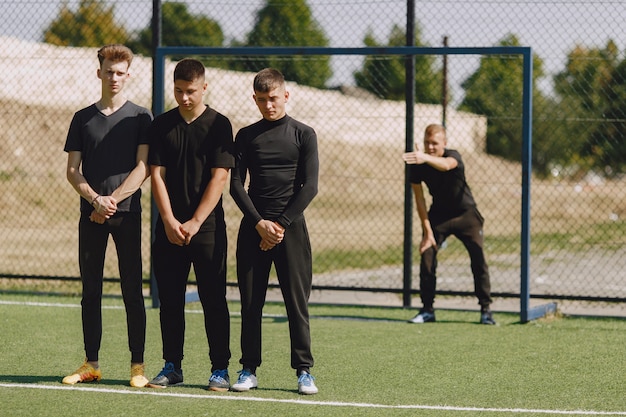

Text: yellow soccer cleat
xmin=62 ymin=362 xmax=102 ymax=385
xmin=130 ymin=363 xmax=149 ymax=388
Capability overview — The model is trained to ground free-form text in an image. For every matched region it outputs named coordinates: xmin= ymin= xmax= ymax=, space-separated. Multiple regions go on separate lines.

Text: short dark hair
xmin=97 ymin=44 xmax=133 ymax=68
xmin=174 ymin=58 xmax=205 ymax=82
xmin=253 ymin=68 xmax=285 ymax=93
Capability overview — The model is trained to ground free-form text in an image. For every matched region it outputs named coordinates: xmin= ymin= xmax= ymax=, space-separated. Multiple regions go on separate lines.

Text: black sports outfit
xmin=64 ymin=101 xmax=152 ymax=363
xmin=149 ymin=106 xmax=234 ymax=371
xmin=409 ymin=148 xmax=492 ymax=310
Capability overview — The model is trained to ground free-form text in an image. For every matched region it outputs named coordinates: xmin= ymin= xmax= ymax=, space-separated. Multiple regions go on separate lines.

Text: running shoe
xmin=231 ymin=369 xmax=258 ymax=392
xmin=147 ymin=362 xmax=183 ymax=388
xmin=208 ymin=369 xmax=230 ymax=392
xmin=297 ymin=372 xmax=318 ymax=395
xmin=480 ymin=309 xmax=496 ymax=325
xmin=408 ymin=309 xmax=436 ymax=323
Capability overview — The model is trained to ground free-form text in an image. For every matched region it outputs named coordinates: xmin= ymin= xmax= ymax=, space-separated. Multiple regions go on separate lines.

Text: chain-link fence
xmin=1 ymin=1 xmax=624 ymax=317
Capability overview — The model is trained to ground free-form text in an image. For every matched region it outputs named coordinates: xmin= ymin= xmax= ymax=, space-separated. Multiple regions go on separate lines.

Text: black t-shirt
xmin=230 ymin=115 xmax=319 ymax=228
xmin=64 ymin=101 xmax=153 ymax=213
xmin=148 ymin=106 xmax=235 ymax=230
xmin=408 ymin=148 xmax=477 ymax=220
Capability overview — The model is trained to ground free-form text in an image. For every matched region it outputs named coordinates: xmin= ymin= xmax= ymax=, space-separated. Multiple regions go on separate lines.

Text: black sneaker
xmin=147 ymin=362 xmax=183 ymax=388
xmin=480 ymin=310 xmax=496 ymax=325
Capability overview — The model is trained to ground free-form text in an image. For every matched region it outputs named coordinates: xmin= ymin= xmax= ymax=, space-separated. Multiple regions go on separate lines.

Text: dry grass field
xmin=2 ymin=96 xmax=625 ymax=305
xmin=0 ymin=98 xmax=512 ymax=277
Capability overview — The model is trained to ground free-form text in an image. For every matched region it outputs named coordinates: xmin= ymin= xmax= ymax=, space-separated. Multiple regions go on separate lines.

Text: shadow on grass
xmin=311 ymin=315 xmax=408 ymax=323
xmin=0 ymin=374 xmax=63 ymax=384
xmin=127 ymin=382 xmax=299 ymax=395
xmin=0 ymin=375 xmax=124 ymax=386
xmin=0 ymin=375 xmax=304 ymax=395
xmin=0 ymin=374 xmax=135 ymax=387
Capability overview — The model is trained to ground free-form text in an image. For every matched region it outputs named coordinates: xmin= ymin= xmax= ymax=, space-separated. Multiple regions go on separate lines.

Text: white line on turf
xmin=2 ymin=299 xmax=623 ymax=415
xmin=0 ymin=299 xmax=403 ymax=322
xmin=0 ymin=299 xmax=213 ymax=313
xmin=0 ymin=383 xmax=625 ymax=415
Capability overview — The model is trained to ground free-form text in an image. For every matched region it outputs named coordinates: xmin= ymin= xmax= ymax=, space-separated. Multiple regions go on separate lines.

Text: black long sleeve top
xmin=230 ymin=115 xmax=319 ymax=228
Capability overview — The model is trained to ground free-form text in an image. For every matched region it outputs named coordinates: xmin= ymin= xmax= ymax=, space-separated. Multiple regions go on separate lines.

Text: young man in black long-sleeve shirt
xmin=230 ymin=68 xmax=320 ymax=395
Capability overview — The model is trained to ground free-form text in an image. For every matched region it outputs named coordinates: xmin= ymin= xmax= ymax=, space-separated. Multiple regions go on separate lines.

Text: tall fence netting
xmin=0 ymin=0 xmax=624 ymax=317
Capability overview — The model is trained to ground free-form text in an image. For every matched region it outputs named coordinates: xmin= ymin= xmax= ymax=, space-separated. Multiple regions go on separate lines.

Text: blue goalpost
xmin=151 ymin=45 xmax=556 ymax=323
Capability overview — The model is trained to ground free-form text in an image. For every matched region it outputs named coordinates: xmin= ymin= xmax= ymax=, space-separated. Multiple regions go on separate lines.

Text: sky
xmin=1 ymin=0 xmax=624 ymax=104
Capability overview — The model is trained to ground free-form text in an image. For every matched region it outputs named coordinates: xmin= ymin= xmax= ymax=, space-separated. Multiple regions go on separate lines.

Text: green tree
xmin=128 ymin=2 xmax=225 ymax=68
xmin=239 ymin=0 xmax=332 ymax=89
xmin=554 ymin=41 xmax=618 ymax=114
xmin=43 ymin=0 xmax=127 ymax=47
xmin=553 ymin=41 xmax=620 ymax=176
xmin=353 ymin=24 xmax=441 ymax=104
xmin=460 ymin=34 xmax=550 ymax=171
xmin=585 ymin=54 xmax=626 ymax=176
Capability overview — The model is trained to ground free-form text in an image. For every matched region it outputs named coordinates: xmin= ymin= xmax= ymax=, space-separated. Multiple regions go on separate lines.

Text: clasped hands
xmin=256 ymin=219 xmax=285 ymax=251
xmin=161 ymin=217 xmax=201 ymax=247
xmin=89 ymin=195 xmax=117 ymax=224
xmin=163 ymin=218 xmax=284 ymax=250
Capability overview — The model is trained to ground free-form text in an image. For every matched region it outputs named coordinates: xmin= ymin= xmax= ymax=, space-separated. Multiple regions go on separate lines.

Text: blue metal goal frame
xmin=152 ymin=45 xmax=554 ymax=323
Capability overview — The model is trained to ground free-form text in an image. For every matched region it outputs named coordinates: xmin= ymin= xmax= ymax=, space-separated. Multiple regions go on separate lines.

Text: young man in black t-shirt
xmin=402 ymin=124 xmax=495 ymax=325
xmin=230 ymin=68 xmax=320 ymax=394
xmin=63 ymin=44 xmax=152 ymax=387
xmin=147 ymin=59 xmax=234 ymax=390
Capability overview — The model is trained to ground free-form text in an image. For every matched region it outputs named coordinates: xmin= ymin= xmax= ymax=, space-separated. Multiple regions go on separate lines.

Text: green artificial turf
xmin=0 ymin=293 xmax=624 ymax=417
